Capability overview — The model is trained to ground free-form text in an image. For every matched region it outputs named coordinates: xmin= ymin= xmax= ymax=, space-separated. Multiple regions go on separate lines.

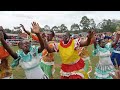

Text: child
xmin=0 ymin=22 xmax=48 ymax=79
xmin=20 ymin=24 xmax=55 ymax=79
xmin=93 ymin=31 xmax=120 ymax=79
xmin=0 ymin=26 xmax=13 ymax=79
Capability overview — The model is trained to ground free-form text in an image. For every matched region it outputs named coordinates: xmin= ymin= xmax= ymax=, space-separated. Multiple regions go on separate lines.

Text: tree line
xmin=4 ymin=16 xmax=120 ymax=34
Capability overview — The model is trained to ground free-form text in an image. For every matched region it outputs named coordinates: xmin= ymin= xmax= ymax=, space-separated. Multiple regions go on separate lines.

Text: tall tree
xmin=59 ymin=24 xmax=68 ymax=33
xmin=44 ymin=25 xmax=50 ymax=31
xmin=89 ymin=19 xmax=96 ymax=30
xmin=80 ymin=16 xmax=90 ymax=32
xmin=51 ymin=26 xmax=58 ymax=33
xmin=99 ymin=19 xmax=117 ymax=32
xmin=70 ymin=23 xmax=80 ymax=34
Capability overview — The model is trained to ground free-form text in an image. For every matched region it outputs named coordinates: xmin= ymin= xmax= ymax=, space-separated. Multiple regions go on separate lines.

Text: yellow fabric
xmin=58 ymin=40 xmax=80 ymax=64
xmin=79 ymin=47 xmax=90 ymax=58
xmin=79 ymin=70 xmax=89 ymax=79
xmin=42 ymin=41 xmax=54 ymax=62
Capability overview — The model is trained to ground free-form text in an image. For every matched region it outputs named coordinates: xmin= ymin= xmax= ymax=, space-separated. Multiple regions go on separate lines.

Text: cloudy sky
xmin=0 ymin=11 xmax=120 ymax=31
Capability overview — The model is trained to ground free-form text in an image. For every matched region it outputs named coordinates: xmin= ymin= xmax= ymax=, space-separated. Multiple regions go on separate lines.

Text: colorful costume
xmin=54 ymin=38 xmax=88 ymax=79
xmin=0 ymin=41 xmax=13 ymax=79
xmin=31 ymin=34 xmax=55 ymax=78
xmin=93 ymin=43 xmax=115 ymax=79
xmin=11 ymin=45 xmax=48 ymax=79
xmin=78 ymin=47 xmax=92 ymax=79
xmin=111 ymin=39 xmax=120 ymax=66
xmin=40 ymin=41 xmax=55 ymax=78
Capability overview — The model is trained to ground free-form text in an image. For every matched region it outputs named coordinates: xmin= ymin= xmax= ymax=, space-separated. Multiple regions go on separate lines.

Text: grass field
xmin=8 ymin=45 xmax=99 ymax=79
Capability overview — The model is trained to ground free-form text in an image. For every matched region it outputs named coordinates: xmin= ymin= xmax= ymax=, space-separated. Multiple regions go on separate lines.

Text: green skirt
xmin=40 ymin=62 xmax=53 ymax=78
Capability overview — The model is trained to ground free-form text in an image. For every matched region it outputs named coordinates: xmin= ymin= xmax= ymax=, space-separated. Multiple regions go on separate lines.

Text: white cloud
xmin=0 ymin=11 xmax=120 ymax=31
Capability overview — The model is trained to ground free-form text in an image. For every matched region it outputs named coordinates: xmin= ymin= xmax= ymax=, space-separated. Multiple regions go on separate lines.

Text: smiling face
xmin=18 ymin=40 xmax=31 ymax=54
xmin=62 ymin=32 xmax=71 ymax=44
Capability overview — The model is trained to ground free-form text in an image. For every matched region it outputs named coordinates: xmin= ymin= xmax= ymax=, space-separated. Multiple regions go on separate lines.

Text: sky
xmin=0 ymin=11 xmax=120 ymax=31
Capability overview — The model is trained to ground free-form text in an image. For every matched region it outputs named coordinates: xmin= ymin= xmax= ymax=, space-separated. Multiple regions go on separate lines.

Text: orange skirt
xmin=0 ymin=46 xmax=9 ymax=59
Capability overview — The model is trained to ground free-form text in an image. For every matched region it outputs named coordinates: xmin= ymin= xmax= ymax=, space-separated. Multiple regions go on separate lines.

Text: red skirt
xmin=61 ymin=58 xmax=85 ymax=79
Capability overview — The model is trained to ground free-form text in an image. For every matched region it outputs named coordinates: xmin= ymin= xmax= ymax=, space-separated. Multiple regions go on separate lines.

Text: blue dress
xmin=111 ymin=40 xmax=120 ymax=66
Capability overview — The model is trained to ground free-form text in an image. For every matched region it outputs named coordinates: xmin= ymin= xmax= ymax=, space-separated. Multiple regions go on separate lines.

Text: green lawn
xmin=8 ymin=45 xmax=99 ymax=79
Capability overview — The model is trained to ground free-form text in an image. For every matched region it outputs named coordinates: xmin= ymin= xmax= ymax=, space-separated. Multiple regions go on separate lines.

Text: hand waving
xmin=20 ymin=24 xmax=25 ymax=30
xmin=31 ymin=22 xmax=41 ymax=34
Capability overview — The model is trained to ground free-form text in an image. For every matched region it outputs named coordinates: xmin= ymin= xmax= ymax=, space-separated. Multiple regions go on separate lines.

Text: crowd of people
xmin=0 ymin=21 xmax=120 ymax=79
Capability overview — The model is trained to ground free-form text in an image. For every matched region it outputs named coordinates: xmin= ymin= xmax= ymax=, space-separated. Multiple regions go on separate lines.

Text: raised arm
xmin=111 ymin=32 xmax=120 ymax=47
xmin=0 ymin=26 xmax=9 ymax=40
xmin=31 ymin=22 xmax=44 ymax=53
xmin=43 ymin=37 xmax=55 ymax=53
xmin=80 ymin=31 xmax=95 ymax=47
xmin=20 ymin=24 xmax=30 ymax=35
xmin=0 ymin=31 xmax=18 ymax=59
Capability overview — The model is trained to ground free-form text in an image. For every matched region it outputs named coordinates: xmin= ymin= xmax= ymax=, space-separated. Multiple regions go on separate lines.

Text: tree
xmin=70 ymin=23 xmax=80 ymax=34
xmin=51 ymin=26 xmax=59 ymax=33
xmin=89 ymin=19 xmax=96 ymax=30
xmin=44 ymin=25 xmax=50 ymax=31
xmin=99 ymin=19 xmax=117 ymax=32
xmin=96 ymin=22 xmax=102 ymax=33
xmin=59 ymin=24 xmax=68 ymax=33
xmin=4 ymin=28 xmax=11 ymax=33
xmin=80 ymin=16 xmax=90 ymax=32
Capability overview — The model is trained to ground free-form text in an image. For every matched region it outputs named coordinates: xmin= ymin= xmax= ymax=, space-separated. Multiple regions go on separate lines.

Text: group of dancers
xmin=0 ymin=21 xmax=120 ymax=79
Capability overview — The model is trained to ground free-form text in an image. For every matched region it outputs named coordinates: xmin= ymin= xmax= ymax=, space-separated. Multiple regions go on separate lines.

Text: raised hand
xmin=20 ymin=24 xmax=25 ymax=30
xmin=0 ymin=26 xmax=5 ymax=33
xmin=0 ymin=26 xmax=4 ymax=31
xmin=0 ymin=31 xmax=4 ymax=39
xmin=31 ymin=22 xmax=41 ymax=34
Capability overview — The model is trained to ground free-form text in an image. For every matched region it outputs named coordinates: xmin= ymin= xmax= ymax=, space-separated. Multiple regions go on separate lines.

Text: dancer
xmin=111 ymin=30 xmax=120 ymax=69
xmin=93 ymin=31 xmax=120 ymax=79
xmin=0 ymin=22 xmax=48 ymax=79
xmin=43 ymin=30 xmax=94 ymax=79
xmin=20 ymin=24 xmax=55 ymax=79
xmin=0 ymin=26 xmax=13 ymax=79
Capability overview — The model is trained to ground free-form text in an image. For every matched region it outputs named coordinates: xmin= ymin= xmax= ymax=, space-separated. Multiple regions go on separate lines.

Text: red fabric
xmin=0 ymin=46 xmax=9 ymax=59
xmin=32 ymin=34 xmax=39 ymax=41
xmin=60 ymin=39 xmax=73 ymax=48
xmin=61 ymin=58 xmax=85 ymax=72
xmin=61 ymin=75 xmax=83 ymax=79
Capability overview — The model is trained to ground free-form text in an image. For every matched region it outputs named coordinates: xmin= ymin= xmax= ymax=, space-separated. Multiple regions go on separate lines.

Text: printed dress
xmin=11 ymin=45 xmax=48 ymax=79
xmin=93 ymin=43 xmax=115 ymax=79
